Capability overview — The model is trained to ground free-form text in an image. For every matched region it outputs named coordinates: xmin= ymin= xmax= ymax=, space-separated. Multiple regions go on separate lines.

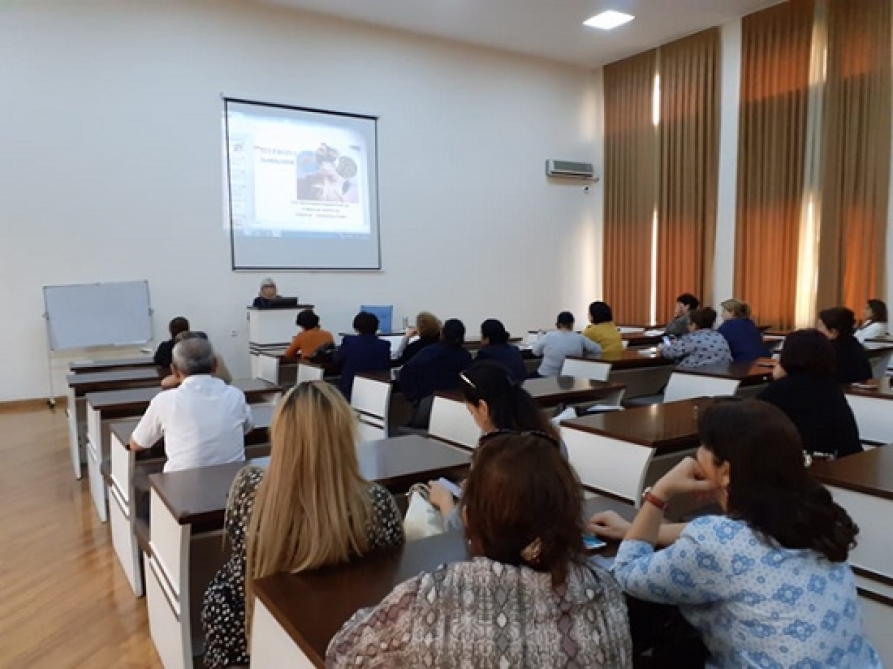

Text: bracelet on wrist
xmin=642 ymin=487 xmax=668 ymax=512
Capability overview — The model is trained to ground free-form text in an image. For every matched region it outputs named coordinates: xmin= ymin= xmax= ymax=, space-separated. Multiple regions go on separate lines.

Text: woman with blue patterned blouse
xmin=593 ymin=399 xmax=880 ymax=668
xmin=660 ymin=307 xmax=733 ymax=369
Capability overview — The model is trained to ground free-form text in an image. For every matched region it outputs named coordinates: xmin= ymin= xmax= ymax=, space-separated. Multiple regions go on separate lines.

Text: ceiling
xmin=256 ymin=0 xmax=784 ymax=67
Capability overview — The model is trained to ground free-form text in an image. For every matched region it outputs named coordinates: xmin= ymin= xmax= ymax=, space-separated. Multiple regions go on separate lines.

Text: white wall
xmin=0 ymin=0 xmax=600 ymax=401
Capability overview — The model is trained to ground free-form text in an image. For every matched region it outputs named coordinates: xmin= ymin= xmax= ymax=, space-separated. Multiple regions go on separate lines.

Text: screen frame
xmin=223 ymin=97 xmax=382 ymax=271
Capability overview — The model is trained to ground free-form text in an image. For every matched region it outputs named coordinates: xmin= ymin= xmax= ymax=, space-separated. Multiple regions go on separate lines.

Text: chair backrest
xmin=359 ymin=305 xmax=394 ymax=334
xmin=664 ymin=372 xmax=741 ymax=402
xmin=869 ymin=352 xmax=892 ymax=380
xmin=560 ymin=424 xmax=655 ymax=503
xmin=296 ymin=362 xmax=325 ymax=384
xmin=846 ymin=393 xmax=893 ymax=444
xmin=429 ymin=395 xmax=480 ymax=449
xmin=351 ymin=374 xmax=392 ymax=442
xmin=560 ymin=357 xmax=612 ymax=382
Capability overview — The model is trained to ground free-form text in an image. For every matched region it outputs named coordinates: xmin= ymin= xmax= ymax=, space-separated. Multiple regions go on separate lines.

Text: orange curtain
xmin=656 ymin=29 xmax=720 ymax=324
xmin=603 ymin=50 xmax=657 ymax=325
xmin=817 ymin=0 xmax=892 ymax=312
xmin=734 ymin=1 xmax=814 ymax=331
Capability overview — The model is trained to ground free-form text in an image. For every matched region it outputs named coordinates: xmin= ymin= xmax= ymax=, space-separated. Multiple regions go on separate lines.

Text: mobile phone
xmin=582 ymin=533 xmax=607 ymax=552
xmin=435 ymin=477 xmax=463 ymax=499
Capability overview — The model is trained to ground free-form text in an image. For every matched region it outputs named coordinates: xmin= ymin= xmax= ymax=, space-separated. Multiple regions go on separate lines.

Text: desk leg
xmin=67 ymin=388 xmax=82 ymax=479
xmin=86 ymin=406 xmax=108 ymax=523
xmin=251 ymin=598 xmax=318 ymax=668
xmin=147 ymin=490 xmax=192 ymax=669
xmin=110 ymin=434 xmax=142 ymax=597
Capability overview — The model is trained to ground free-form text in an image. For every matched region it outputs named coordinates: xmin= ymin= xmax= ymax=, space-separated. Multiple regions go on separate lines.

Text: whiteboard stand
xmin=43 ymin=281 xmax=153 ymax=479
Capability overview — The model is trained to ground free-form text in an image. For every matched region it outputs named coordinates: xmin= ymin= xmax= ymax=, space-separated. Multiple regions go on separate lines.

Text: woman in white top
xmin=854 ymin=298 xmax=888 ymax=343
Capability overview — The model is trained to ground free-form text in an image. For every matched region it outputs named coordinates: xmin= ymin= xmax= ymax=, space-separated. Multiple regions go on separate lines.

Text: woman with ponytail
xmin=428 ymin=361 xmax=563 ymax=529
xmin=596 ymin=399 xmax=879 ymax=668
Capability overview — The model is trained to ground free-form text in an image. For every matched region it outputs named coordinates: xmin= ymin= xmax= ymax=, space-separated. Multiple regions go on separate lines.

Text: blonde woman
xmin=202 ymin=381 xmax=404 ymax=669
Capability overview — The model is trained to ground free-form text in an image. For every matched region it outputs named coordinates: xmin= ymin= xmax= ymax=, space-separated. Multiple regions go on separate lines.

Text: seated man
xmin=153 ymin=316 xmax=190 ymax=369
xmin=160 ymin=331 xmax=232 ymax=388
xmin=665 ymin=293 xmax=700 ymax=337
xmin=130 ymin=337 xmax=254 ymax=473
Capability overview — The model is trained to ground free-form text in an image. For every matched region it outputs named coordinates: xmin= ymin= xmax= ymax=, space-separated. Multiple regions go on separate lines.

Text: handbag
xmin=403 ymin=483 xmax=445 ymax=542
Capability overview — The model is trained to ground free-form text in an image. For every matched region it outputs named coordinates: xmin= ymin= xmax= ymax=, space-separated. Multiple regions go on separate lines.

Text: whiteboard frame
xmin=43 ymin=280 xmax=153 ymax=351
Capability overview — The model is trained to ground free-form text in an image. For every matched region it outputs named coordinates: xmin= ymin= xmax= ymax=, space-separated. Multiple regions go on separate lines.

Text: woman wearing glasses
xmin=428 ymin=361 xmax=563 ymax=530
xmin=328 ymin=433 xmax=633 ymax=668
xmin=592 ymin=399 xmax=879 ymax=668
xmin=201 ymin=381 xmax=404 ymax=669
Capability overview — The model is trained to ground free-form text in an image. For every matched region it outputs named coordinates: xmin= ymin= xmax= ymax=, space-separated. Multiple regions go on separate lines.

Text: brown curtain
xmin=604 ymin=50 xmax=657 ymax=325
xmin=816 ymin=0 xmax=892 ymax=312
xmin=734 ymin=1 xmax=814 ymax=330
xmin=656 ymin=29 xmax=720 ymax=324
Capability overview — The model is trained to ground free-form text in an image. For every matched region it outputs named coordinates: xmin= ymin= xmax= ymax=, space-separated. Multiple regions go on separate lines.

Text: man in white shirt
xmin=130 ymin=337 xmax=254 ymax=472
xmin=532 ymin=311 xmax=602 ymax=376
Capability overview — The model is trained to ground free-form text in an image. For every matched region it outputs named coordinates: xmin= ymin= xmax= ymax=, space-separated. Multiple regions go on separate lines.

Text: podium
xmin=248 ymin=305 xmax=314 ymax=380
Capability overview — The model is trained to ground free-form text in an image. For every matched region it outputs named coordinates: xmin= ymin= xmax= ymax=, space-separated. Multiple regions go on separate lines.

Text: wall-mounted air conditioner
xmin=545 ymin=159 xmax=597 ymax=180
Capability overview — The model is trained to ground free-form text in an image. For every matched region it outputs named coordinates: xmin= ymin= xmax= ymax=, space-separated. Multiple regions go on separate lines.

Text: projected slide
xmin=225 ymin=99 xmax=380 ymax=270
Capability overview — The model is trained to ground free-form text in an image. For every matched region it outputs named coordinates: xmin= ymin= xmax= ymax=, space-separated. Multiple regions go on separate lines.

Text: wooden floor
xmin=0 ymin=407 xmax=161 ymax=668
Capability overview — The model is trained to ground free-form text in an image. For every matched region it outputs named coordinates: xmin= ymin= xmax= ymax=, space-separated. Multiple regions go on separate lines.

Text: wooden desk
xmin=522 ymin=376 xmax=626 ymax=407
xmin=65 ymin=367 xmax=164 ymax=479
xmin=810 ymin=449 xmax=893 ymax=664
xmin=566 ymin=350 xmax=675 ymax=400
xmin=672 ymin=360 xmax=775 ymax=386
xmin=69 ymin=356 xmax=158 ymax=373
xmin=145 ymin=434 xmax=471 ymax=669
xmin=560 ymin=399 xmax=706 ymax=504
xmin=106 ymin=405 xmax=275 ymax=597
xmin=85 ymin=378 xmax=282 ymax=523
xmin=249 ymin=495 xmax=635 ymax=668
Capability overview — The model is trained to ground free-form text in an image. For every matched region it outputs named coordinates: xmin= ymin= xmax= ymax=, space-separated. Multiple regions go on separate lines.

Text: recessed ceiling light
xmin=584 ymin=10 xmax=635 ymax=30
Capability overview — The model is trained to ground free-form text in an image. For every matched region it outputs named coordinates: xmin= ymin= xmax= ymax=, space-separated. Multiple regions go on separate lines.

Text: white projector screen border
xmin=224 ymin=98 xmax=381 ymax=271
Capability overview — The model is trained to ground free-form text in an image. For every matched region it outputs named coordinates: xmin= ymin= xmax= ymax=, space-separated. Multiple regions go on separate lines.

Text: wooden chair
xmin=560 ymin=357 xmax=612 ymax=382
xmin=296 ymin=361 xmax=325 ymax=384
xmin=351 ymin=374 xmax=392 ymax=442
xmin=560 ymin=424 xmax=655 ymax=504
xmin=846 ymin=393 xmax=893 ymax=445
xmin=428 ymin=394 xmax=480 ymax=449
xmin=664 ymin=372 xmax=741 ymax=402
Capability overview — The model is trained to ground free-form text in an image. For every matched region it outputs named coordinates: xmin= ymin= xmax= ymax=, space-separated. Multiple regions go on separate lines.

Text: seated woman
xmin=283 ymin=309 xmax=334 ymax=361
xmin=855 ymin=298 xmax=888 ymax=343
xmin=531 ymin=311 xmax=601 ymax=376
xmin=201 ymin=381 xmax=404 ymax=669
xmin=327 ymin=433 xmax=633 ymax=668
xmin=393 ymin=311 xmax=441 ymax=366
xmin=334 ymin=311 xmax=391 ymax=400
xmin=583 ymin=301 xmax=624 ymax=354
xmin=429 ymin=361 xmax=563 ymax=528
xmin=474 ymin=318 xmax=527 ymax=382
xmin=251 ymin=277 xmax=280 ymax=308
xmin=818 ymin=306 xmax=872 ymax=384
xmin=757 ymin=329 xmax=862 ymax=458
xmin=660 ymin=307 xmax=732 ymax=369
xmin=717 ymin=299 xmax=769 ymax=362
xmin=595 ymin=399 xmax=879 ymax=669
xmin=400 ymin=319 xmax=472 ymax=426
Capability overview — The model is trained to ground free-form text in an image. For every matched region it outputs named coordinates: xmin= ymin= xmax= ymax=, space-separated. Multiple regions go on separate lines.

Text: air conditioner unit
xmin=545 ymin=159 xmax=596 ymax=180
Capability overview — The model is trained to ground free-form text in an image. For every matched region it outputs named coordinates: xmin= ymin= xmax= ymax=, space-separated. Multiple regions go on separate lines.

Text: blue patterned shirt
xmin=614 ymin=515 xmax=880 ymax=668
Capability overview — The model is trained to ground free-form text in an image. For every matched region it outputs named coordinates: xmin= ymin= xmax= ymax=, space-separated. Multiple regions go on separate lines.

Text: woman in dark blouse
xmin=474 ymin=319 xmax=527 ymax=383
xmin=817 ymin=307 xmax=872 ymax=384
xmin=757 ymin=329 xmax=862 ymax=458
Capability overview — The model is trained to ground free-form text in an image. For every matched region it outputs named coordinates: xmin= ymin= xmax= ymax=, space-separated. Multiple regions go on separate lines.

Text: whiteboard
xmin=44 ymin=281 xmax=152 ymax=350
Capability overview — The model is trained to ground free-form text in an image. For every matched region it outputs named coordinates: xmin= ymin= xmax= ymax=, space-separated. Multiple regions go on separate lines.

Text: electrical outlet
xmin=230 ymin=330 xmax=238 ymax=337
